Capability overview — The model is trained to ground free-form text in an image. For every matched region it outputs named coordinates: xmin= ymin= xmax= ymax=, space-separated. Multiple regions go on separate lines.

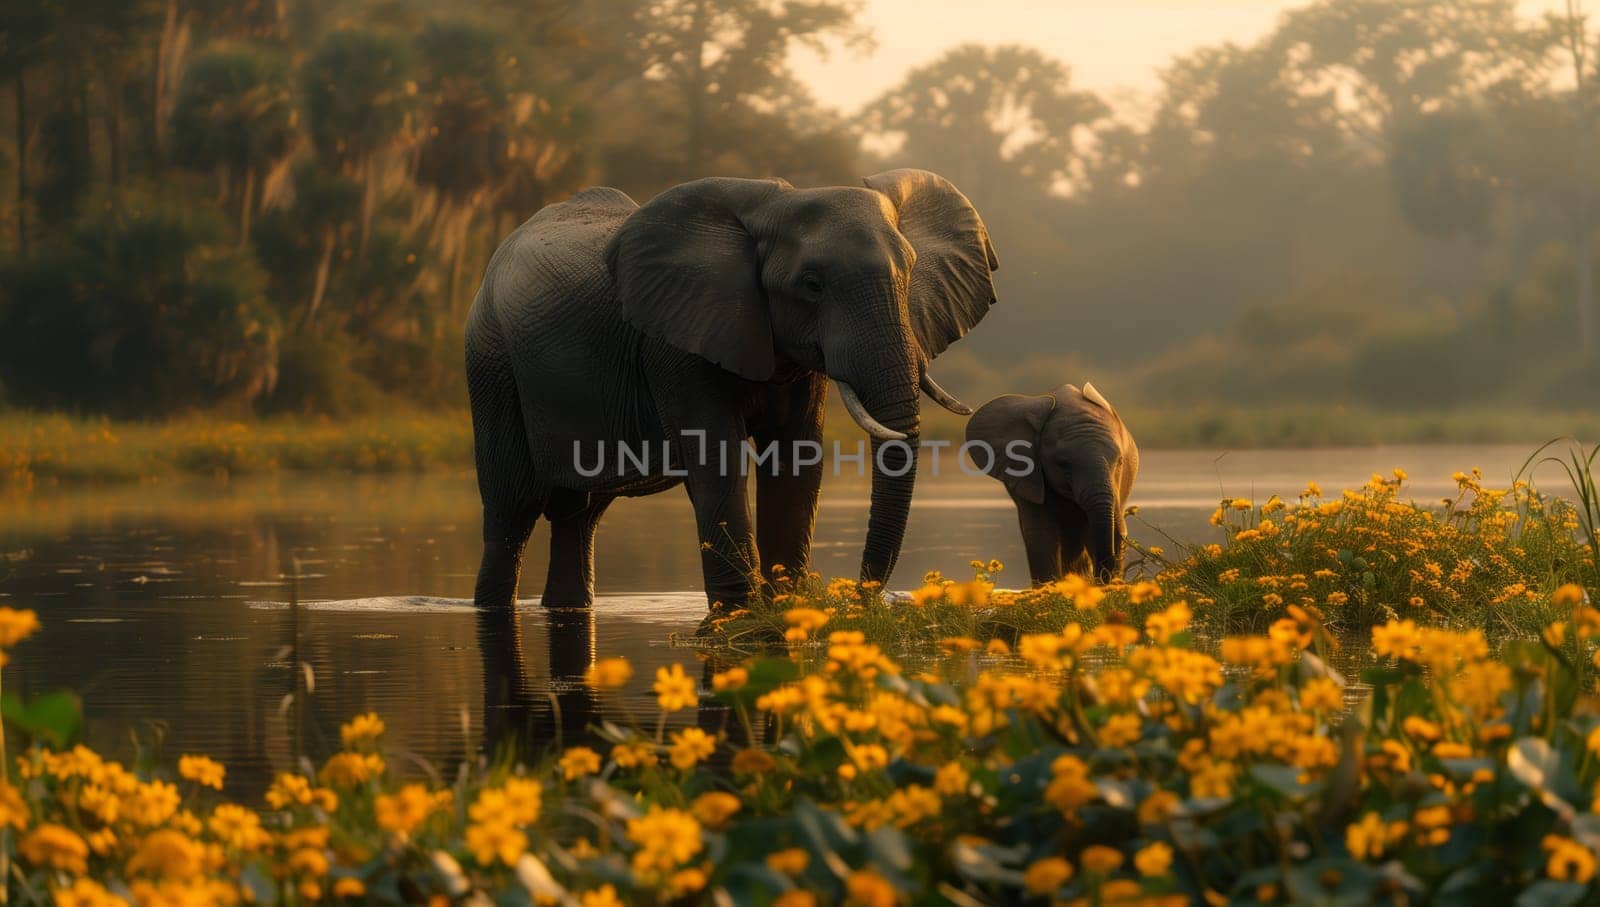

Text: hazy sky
xmin=791 ymin=0 xmax=1576 ymax=114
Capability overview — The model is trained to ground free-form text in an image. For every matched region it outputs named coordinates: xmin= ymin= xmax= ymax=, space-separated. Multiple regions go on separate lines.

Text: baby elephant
xmin=966 ymin=383 xmax=1138 ymax=585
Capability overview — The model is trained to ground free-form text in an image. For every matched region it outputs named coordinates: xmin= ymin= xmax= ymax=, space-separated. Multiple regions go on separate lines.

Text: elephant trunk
xmin=854 ymin=374 xmax=920 ymax=587
xmin=1083 ymin=486 xmax=1122 ymax=584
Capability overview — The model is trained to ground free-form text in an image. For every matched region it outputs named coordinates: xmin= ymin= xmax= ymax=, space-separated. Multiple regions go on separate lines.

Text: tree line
xmin=0 ymin=0 xmax=1596 ymax=416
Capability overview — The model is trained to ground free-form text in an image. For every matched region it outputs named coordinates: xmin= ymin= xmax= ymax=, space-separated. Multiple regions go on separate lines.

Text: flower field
xmin=4 ymin=466 xmax=1600 ymax=904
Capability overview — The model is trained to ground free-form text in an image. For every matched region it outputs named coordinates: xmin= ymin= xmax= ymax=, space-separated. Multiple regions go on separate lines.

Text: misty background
xmin=1 ymin=0 xmax=1597 ymax=436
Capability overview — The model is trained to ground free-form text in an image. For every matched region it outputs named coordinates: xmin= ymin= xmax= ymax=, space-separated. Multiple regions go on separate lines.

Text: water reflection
xmin=477 ymin=605 xmax=599 ymax=758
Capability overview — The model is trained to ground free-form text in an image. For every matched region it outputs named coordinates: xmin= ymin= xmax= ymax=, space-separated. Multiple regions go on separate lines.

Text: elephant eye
xmin=799 ymin=271 xmax=825 ymax=298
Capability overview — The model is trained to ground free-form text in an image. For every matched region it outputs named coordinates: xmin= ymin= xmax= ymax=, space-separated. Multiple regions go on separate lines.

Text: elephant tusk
xmin=920 ymin=372 xmax=973 ymax=416
xmin=835 ymin=381 xmax=908 ymax=442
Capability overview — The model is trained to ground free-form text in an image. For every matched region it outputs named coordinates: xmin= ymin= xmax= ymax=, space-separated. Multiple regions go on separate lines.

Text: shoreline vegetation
xmin=1 ymin=468 xmax=1600 ymax=901
xmin=2 ymin=407 xmax=1598 ymax=488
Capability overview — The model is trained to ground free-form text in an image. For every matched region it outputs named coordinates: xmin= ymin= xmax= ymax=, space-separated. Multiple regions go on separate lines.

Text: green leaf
xmin=716 ymin=657 xmax=800 ymax=707
xmin=2 ymin=690 xmax=82 ymax=748
xmin=1508 ymin=736 xmax=1578 ymax=819
xmin=1250 ymin=762 xmax=1319 ymax=800
xmin=1514 ymin=880 xmax=1588 ymax=907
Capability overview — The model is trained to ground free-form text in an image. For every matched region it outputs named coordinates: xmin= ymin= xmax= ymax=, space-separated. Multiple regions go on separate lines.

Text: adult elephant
xmin=465 ymin=169 xmax=998 ymax=615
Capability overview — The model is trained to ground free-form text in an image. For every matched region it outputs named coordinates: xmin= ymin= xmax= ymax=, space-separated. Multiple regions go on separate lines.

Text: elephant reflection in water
xmin=475 ymin=608 xmax=754 ymax=760
xmin=476 ymin=606 xmax=597 ymax=756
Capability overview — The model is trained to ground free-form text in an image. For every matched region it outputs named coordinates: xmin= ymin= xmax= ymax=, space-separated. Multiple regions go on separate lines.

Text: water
xmin=0 ymin=444 xmax=1549 ymax=791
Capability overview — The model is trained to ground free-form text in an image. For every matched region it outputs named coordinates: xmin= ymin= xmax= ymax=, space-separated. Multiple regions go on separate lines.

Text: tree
xmin=620 ymin=0 xmax=869 ymax=180
xmin=1275 ymin=0 xmax=1549 ymax=151
xmin=0 ymin=187 xmax=278 ymax=411
xmin=860 ymin=44 xmax=1109 ymax=202
xmin=1555 ymin=0 xmax=1598 ymax=361
xmin=169 ymin=44 xmax=297 ymax=244
xmin=300 ymin=28 xmax=416 ymax=256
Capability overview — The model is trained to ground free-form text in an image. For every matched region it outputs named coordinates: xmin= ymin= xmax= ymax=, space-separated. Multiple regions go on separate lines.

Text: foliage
xmin=0 ymin=412 xmax=472 ymax=489
xmin=0 ymin=188 xmax=278 ymax=414
xmin=7 ymin=472 xmax=1600 ymax=901
xmin=712 ymin=468 xmax=1595 ymax=652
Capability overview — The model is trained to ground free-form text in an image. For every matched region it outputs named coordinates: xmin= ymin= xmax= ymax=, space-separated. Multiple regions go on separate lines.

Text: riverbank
xmin=2 ymin=403 xmax=1596 ymax=487
xmin=0 ymin=412 xmax=474 ymax=488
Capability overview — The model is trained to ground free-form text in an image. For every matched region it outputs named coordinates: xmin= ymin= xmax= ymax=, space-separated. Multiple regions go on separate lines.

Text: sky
xmin=790 ymin=0 xmax=1577 ymax=115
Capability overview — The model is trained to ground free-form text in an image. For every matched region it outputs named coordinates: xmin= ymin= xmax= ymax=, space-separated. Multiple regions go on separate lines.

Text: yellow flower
xmin=20 ymin=823 xmax=90 ymax=875
xmin=0 ymin=607 xmax=40 ymax=647
xmin=844 ymin=869 xmax=897 ymax=907
xmin=561 ymin=746 xmax=603 ymax=781
xmin=1023 ymin=856 xmax=1073 ymax=895
xmin=178 ymin=754 xmax=225 ymax=790
xmin=1045 ymin=754 xmax=1098 ymax=814
xmin=1554 ymin=584 xmax=1588 ymax=607
xmin=1100 ymin=712 xmax=1142 ymax=748
xmin=319 ymin=751 xmax=384 ymax=786
xmin=0 ymin=780 xmax=29 ymax=830
xmin=612 ymin=740 xmax=660 ymax=770
xmin=691 ymin=791 xmax=742 ymax=827
xmin=1346 ymin=812 xmax=1407 ymax=861
xmin=731 ymin=748 xmax=776 ymax=775
xmin=126 ymin=829 xmax=204 ymax=879
xmin=784 ymin=607 xmax=830 ymax=632
xmin=934 ymin=762 xmax=970 ymax=796
xmin=502 ymin=777 xmax=543 ymax=825
xmin=209 ymin=804 xmax=271 ymax=851
xmin=265 ymin=772 xmax=315 ymax=809
xmin=339 ymin=712 xmax=385 ymax=747
xmin=711 ymin=666 xmax=748 ymax=691
xmin=465 ymin=819 xmax=526 ymax=866
xmin=1128 ymin=580 xmax=1162 ymax=604
xmin=1371 ymin=619 xmax=1420 ymax=659
xmin=774 ymin=893 xmax=817 ymax=907
xmin=1134 ymin=841 xmax=1173 ymax=877
xmin=626 ymin=806 xmax=704 ymax=877
xmin=53 ymin=879 xmax=129 ymax=907
xmin=668 ymin=867 xmax=709 ymax=897
xmin=581 ymin=886 xmax=624 ymax=907
xmin=766 ymin=847 xmax=810 ymax=875
xmin=670 ymin=727 xmax=717 ymax=771
xmin=125 ymin=780 xmax=181 ymax=827
xmin=585 ymin=657 xmax=633 ymax=690
xmin=1138 ymin=790 xmax=1179 ymax=825
xmin=1080 ymin=844 xmax=1124 ymax=875
xmin=1019 ymin=633 xmax=1065 ymax=668
xmin=333 ymin=878 xmax=366 ymax=898
xmin=375 ymin=783 xmax=450 ymax=836
xmin=1299 ymin=677 xmax=1343 ymax=713
xmin=1545 ymin=835 xmax=1597 ymax=884
xmin=654 ymin=663 xmax=697 ymax=712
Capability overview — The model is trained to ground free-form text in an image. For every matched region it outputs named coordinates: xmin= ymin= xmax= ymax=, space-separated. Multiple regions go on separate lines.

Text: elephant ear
xmin=605 ymin=177 xmax=790 ymax=381
xmin=965 ymin=393 xmax=1056 ymax=504
xmin=863 ymin=169 xmax=999 ymax=359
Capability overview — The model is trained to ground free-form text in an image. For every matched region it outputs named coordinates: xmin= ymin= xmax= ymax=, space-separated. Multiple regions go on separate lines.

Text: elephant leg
xmin=1014 ymin=495 xmax=1065 ymax=586
xmin=752 ymin=375 xmax=827 ymax=586
xmin=683 ymin=460 xmax=758 ymax=611
xmin=541 ymin=490 xmax=612 ymax=609
xmin=1056 ymin=499 xmax=1094 ymax=578
xmin=647 ymin=360 xmax=760 ymax=613
xmin=468 ymin=331 xmax=545 ymax=611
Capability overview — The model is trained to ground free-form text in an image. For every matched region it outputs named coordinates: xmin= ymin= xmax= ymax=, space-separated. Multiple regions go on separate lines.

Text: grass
xmin=0 ymin=412 xmax=473 ymax=488
xmin=2 ymin=464 xmax=1600 ymax=902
